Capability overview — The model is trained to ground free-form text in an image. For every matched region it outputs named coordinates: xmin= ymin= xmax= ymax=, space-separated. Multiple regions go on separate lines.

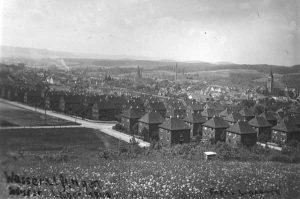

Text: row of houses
xmin=121 ymin=99 xmax=300 ymax=147
xmin=1 ymin=85 xmax=300 ymax=147
xmin=0 ymin=86 xmax=126 ymax=121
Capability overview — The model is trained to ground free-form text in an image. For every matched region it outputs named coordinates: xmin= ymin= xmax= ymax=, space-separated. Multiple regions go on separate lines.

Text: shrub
xmin=98 ymin=149 xmax=118 ymax=160
xmin=140 ymin=128 xmax=149 ymax=141
xmin=215 ymin=142 xmax=236 ymax=160
xmin=113 ymin=123 xmax=126 ymax=132
xmin=150 ymin=140 xmax=161 ymax=150
xmin=129 ymin=137 xmax=144 ymax=155
xmin=268 ymin=154 xmax=291 ymax=163
xmin=209 ymin=138 xmax=217 ymax=145
xmin=257 ymin=133 xmax=270 ymax=143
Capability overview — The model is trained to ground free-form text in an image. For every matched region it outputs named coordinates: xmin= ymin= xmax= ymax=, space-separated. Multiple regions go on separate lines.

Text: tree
xmin=140 ymin=127 xmax=149 ymax=141
xmin=257 ymin=133 xmax=270 ymax=143
xmin=253 ymin=104 xmax=265 ymax=115
xmin=132 ymin=123 xmax=139 ymax=136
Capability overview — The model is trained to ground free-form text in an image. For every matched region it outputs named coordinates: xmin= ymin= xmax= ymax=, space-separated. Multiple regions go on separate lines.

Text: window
xmin=179 ymin=134 xmax=184 ymax=144
xmin=179 ymin=134 xmax=184 ymax=141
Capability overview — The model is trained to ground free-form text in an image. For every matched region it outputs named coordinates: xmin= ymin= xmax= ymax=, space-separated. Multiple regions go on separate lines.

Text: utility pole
xmin=43 ymin=70 xmax=50 ymax=125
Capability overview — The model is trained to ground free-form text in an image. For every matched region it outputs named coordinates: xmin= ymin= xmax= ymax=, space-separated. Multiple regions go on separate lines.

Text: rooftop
xmin=138 ymin=111 xmax=165 ymax=124
xmin=227 ymin=120 xmax=256 ymax=134
xmin=248 ymin=115 xmax=272 ymax=128
xmin=223 ymin=112 xmax=243 ymax=123
xmin=203 ymin=116 xmax=229 ymax=129
xmin=184 ymin=112 xmax=206 ymax=124
xmin=272 ymin=118 xmax=300 ymax=133
xmin=159 ymin=117 xmax=190 ymax=131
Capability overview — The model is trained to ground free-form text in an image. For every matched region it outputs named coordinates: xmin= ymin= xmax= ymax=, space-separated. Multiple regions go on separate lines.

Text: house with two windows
xmin=159 ymin=117 xmax=190 ymax=147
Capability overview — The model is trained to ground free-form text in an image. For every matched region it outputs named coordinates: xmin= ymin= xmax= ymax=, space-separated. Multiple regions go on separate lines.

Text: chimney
xmin=175 ymin=63 xmax=178 ymax=80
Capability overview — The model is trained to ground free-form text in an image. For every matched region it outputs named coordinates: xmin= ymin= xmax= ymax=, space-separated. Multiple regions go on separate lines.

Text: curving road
xmin=0 ymin=98 xmax=150 ymax=148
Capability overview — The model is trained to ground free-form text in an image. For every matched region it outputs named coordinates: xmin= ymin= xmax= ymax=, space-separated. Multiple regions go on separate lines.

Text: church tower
xmin=267 ymin=69 xmax=273 ymax=95
xmin=135 ymin=65 xmax=142 ymax=83
xmin=285 ymin=84 xmax=289 ymax=99
xmin=137 ymin=66 xmax=141 ymax=79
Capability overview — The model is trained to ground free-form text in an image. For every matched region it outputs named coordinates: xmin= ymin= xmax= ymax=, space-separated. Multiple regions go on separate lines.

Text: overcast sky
xmin=1 ymin=0 xmax=299 ymax=65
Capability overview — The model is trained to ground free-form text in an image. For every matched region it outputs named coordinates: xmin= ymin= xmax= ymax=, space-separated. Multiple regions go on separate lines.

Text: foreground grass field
xmin=0 ymin=101 xmax=78 ymax=127
xmin=1 ymin=155 xmax=299 ymax=198
xmin=0 ymin=128 xmax=299 ymax=198
xmin=0 ymin=127 xmax=121 ymax=153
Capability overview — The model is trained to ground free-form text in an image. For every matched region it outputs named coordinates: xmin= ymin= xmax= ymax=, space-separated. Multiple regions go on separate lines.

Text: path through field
xmin=0 ymin=98 xmax=150 ymax=147
xmin=0 ymin=125 xmax=82 ymax=130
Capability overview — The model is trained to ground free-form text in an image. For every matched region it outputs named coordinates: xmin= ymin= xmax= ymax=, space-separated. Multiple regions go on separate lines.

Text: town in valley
xmin=1 ymin=0 xmax=300 ymax=198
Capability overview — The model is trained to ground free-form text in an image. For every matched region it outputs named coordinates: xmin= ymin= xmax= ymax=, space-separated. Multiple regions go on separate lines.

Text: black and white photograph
xmin=0 ymin=0 xmax=299 ymax=198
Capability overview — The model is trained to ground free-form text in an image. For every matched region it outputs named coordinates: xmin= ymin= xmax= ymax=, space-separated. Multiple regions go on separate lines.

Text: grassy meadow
xmin=0 ymin=101 xmax=78 ymax=127
xmin=0 ymin=127 xmax=299 ymax=198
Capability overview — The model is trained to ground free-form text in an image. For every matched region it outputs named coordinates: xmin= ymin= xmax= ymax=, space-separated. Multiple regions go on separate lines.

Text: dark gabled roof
xmin=112 ymin=95 xmax=126 ymax=104
xmin=63 ymin=95 xmax=83 ymax=104
xmin=248 ymin=115 xmax=271 ymax=128
xmin=276 ymin=108 xmax=289 ymax=118
xmin=227 ymin=104 xmax=242 ymax=113
xmin=272 ymin=119 xmax=300 ymax=133
xmin=147 ymin=100 xmax=166 ymax=111
xmin=201 ymin=108 xmax=216 ymax=118
xmin=239 ymin=107 xmax=254 ymax=117
xmin=166 ymin=108 xmax=186 ymax=118
xmin=259 ymin=111 xmax=278 ymax=121
xmin=158 ymin=117 xmax=190 ymax=131
xmin=97 ymin=99 xmax=116 ymax=110
xmin=125 ymin=98 xmax=144 ymax=109
xmin=223 ymin=112 xmax=243 ymax=123
xmin=164 ymin=98 xmax=184 ymax=109
xmin=227 ymin=121 xmax=256 ymax=134
xmin=187 ymin=101 xmax=204 ymax=111
xmin=138 ymin=111 xmax=164 ymax=124
xmin=204 ymin=102 xmax=216 ymax=110
xmin=184 ymin=98 xmax=196 ymax=106
xmin=184 ymin=112 xmax=206 ymax=124
xmin=83 ymin=95 xmax=100 ymax=106
xmin=219 ymin=108 xmax=232 ymax=117
xmin=276 ymin=112 xmax=286 ymax=119
xmin=214 ymin=102 xmax=225 ymax=111
xmin=203 ymin=116 xmax=229 ymax=129
xmin=122 ymin=108 xmax=144 ymax=119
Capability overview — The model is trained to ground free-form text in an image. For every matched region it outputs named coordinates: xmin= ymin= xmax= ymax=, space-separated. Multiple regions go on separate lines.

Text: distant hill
xmin=0 ymin=45 xmax=81 ymax=59
xmin=1 ymin=45 xmax=299 ymax=74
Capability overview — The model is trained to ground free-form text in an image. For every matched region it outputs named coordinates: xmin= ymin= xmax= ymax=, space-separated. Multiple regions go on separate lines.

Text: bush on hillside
xmin=113 ymin=123 xmax=126 ymax=132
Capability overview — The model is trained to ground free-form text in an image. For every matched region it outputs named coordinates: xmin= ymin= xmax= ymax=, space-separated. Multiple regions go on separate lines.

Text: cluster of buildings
xmin=121 ymin=96 xmax=300 ymax=147
xmin=1 ymin=63 xmax=300 ymax=149
xmin=1 ymin=83 xmax=300 ymax=148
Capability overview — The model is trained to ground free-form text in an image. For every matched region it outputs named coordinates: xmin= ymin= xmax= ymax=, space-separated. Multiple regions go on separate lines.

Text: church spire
xmin=269 ymin=68 xmax=273 ymax=79
xmin=267 ymin=68 xmax=274 ymax=95
xmin=137 ymin=65 xmax=141 ymax=79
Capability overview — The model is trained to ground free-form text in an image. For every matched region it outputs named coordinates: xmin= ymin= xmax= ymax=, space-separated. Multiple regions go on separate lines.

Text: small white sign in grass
xmin=204 ymin=151 xmax=217 ymax=161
